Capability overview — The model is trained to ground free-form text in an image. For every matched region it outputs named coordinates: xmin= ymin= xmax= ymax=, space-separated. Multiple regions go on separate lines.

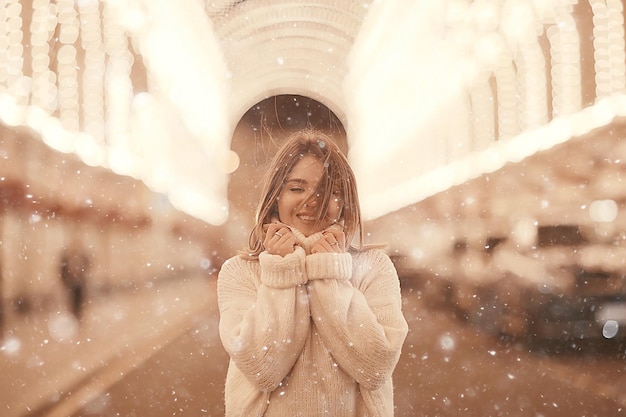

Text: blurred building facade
xmin=0 ymin=123 xmax=219 ymax=323
xmin=1 ymin=1 xmax=624 ymax=222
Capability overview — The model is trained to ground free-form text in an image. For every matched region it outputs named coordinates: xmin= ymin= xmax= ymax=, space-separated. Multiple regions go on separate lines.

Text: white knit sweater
xmin=217 ymin=228 xmax=408 ymax=417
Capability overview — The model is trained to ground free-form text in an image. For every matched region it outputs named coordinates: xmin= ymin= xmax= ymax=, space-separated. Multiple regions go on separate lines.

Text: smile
xmin=297 ymin=214 xmax=316 ymax=222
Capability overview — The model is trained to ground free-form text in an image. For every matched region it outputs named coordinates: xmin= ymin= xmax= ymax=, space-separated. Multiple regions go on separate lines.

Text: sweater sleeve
xmin=217 ymin=247 xmax=311 ymax=392
xmin=306 ymin=249 xmax=408 ymax=391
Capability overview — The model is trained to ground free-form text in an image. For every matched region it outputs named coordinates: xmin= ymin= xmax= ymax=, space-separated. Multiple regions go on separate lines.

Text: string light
xmin=547 ymin=10 xmax=581 ymax=117
xmin=493 ymin=38 xmax=519 ymax=141
xmin=102 ymin=1 xmax=134 ymax=174
xmin=469 ymin=78 xmax=496 ymax=151
xmin=0 ymin=8 xmax=8 ymax=94
xmin=592 ymin=0 xmax=626 ymax=97
xmin=515 ymin=46 xmax=546 ymax=130
xmin=606 ymin=0 xmax=626 ymax=94
xmin=0 ymin=0 xmax=625 ymax=224
xmin=4 ymin=0 xmax=25 ymax=123
xmin=30 ymin=0 xmax=54 ymax=114
xmin=346 ymin=0 xmax=625 ymax=219
xmin=592 ymin=0 xmax=612 ymax=98
xmin=56 ymin=0 xmax=80 ymax=132
xmin=78 ymin=0 xmax=106 ymax=148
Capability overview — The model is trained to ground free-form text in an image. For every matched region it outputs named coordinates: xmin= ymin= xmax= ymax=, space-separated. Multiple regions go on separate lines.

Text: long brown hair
xmin=244 ymin=129 xmax=363 ymax=258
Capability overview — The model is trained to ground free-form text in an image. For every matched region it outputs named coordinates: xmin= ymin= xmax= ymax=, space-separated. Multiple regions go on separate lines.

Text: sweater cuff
xmin=306 ymin=252 xmax=352 ymax=281
xmin=259 ymin=246 xmax=307 ymax=288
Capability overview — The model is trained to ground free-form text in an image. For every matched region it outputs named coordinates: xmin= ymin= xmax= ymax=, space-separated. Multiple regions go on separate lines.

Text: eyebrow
xmin=284 ymin=178 xmax=308 ymax=185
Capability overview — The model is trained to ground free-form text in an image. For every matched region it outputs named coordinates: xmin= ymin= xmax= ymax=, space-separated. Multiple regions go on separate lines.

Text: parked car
xmin=398 ymin=224 xmax=626 ymax=341
xmin=465 ymin=225 xmax=626 ymax=341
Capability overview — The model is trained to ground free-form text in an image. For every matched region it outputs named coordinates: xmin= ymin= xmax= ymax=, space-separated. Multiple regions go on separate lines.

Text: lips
xmin=296 ymin=214 xmax=316 ymax=222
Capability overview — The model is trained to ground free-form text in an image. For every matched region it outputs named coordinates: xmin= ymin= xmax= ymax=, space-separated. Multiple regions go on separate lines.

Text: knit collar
xmin=289 ymin=227 xmax=324 ymax=254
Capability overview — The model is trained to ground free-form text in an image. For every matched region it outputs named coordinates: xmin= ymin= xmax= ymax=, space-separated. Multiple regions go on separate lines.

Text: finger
xmin=285 ymin=240 xmax=299 ymax=255
xmin=328 ymin=239 xmax=341 ymax=253
xmin=334 ymin=232 xmax=346 ymax=250
xmin=285 ymin=234 xmax=296 ymax=245
xmin=334 ymin=231 xmax=346 ymax=249
xmin=323 ymin=230 xmax=345 ymax=252
xmin=274 ymin=227 xmax=293 ymax=244
xmin=316 ymin=239 xmax=334 ymax=254
xmin=310 ymin=241 xmax=323 ymax=254
xmin=267 ymin=227 xmax=285 ymax=245
xmin=272 ymin=232 xmax=296 ymax=255
xmin=324 ymin=234 xmax=338 ymax=246
xmin=264 ymin=225 xmax=278 ymax=244
xmin=264 ymin=225 xmax=285 ymax=254
xmin=265 ymin=223 xmax=282 ymax=238
xmin=323 ymin=229 xmax=342 ymax=241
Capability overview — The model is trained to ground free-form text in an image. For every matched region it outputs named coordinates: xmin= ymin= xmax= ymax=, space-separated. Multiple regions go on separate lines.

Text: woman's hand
xmin=264 ymin=223 xmax=298 ymax=257
xmin=311 ymin=228 xmax=346 ymax=254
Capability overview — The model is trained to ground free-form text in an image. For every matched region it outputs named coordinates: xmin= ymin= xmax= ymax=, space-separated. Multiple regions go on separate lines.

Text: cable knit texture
xmin=217 ymin=228 xmax=408 ymax=417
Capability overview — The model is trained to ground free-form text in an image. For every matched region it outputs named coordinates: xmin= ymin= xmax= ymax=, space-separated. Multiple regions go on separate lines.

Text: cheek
xmin=276 ymin=194 xmax=293 ymax=218
xmin=327 ymin=198 xmax=343 ymax=219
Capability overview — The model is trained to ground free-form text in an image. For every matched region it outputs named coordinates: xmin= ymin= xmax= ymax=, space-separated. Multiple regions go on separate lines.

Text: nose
xmin=304 ymin=192 xmax=321 ymax=208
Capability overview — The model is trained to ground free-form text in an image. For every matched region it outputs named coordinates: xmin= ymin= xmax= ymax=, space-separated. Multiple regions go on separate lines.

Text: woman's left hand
xmin=311 ymin=229 xmax=346 ymax=254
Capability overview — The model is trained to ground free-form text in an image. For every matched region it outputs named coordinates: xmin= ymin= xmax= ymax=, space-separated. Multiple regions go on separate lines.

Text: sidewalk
xmin=0 ymin=273 xmax=217 ymax=417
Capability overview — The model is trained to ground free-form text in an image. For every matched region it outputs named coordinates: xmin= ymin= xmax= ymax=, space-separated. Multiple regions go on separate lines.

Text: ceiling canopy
xmin=0 ymin=0 xmax=624 ymax=224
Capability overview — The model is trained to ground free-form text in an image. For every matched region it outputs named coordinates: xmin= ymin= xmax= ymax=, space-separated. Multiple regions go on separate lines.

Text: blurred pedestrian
xmin=217 ymin=129 xmax=408 ymax=417
xmin=60 ymin=249 xmax=90 ymax=319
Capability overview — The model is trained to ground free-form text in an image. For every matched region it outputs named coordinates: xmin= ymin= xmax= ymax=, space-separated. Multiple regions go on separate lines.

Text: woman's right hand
xmin=264 ymin=223 xmax=298 ymax=257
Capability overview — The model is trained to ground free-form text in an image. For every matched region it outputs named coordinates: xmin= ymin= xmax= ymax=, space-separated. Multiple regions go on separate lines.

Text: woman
xmin=217 ymin=129 xmax=408 ymax=417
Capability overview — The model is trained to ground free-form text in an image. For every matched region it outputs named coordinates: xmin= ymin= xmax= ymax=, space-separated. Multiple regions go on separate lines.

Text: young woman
xmin=217 ymin=129 xmax=408 ymax=417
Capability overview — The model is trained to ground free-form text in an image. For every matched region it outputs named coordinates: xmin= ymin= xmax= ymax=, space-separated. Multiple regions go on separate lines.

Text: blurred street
xmin=394 ymin=280 xmax=626 ymax=417
xmin=1 ymin=273 xmax=215 ymax=417
xmin=3 ymin=274 xmax=622 ymax=417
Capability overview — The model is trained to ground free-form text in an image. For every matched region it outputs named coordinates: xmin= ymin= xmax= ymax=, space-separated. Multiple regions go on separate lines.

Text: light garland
xmin=78 ymin=0 xmax=106 ymax=149
xmin=519 ymin=38 xmax=548 ymax=129
xmin=469 ymin=78 xmax=496 ymax=151
xmin=56 ymin=0 xmax=80 ymax=132
xmin=592 ymin=0 xmax=626 ymax=97
xmin=607 ymin=0 xmax=626 ymax=94
xmin=346 ymin=0 xmax=626 ymax=219
xmin=102 ymin=1 xmax=134 ymax=175
xmin=493 ymin=38 xmax=519 ymax=140
xmin=29 ymin=0 xmax=55 ymax=115
xmin=5 ymin=0 xmax=25 ymax=121
xmin=0 ymin=0 xmax=625 ymax=225
xmin=547 ymin=11 xmax=581 ymax=117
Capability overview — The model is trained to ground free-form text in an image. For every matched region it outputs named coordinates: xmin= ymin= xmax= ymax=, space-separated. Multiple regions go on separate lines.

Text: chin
xmin=299 ymin=227 xmax=316 ymax=237
xmin=295 ymin=224 xmax=321 ymax=237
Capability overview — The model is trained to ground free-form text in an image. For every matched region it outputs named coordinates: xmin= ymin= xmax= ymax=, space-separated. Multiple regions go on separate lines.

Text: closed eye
xmin=284 ymin=178 xmax=307 ymax=193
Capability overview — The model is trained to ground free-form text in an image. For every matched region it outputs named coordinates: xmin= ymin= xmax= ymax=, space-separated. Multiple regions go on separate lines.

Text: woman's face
xmin=277 ymin=154 xmax=343 ymax=236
